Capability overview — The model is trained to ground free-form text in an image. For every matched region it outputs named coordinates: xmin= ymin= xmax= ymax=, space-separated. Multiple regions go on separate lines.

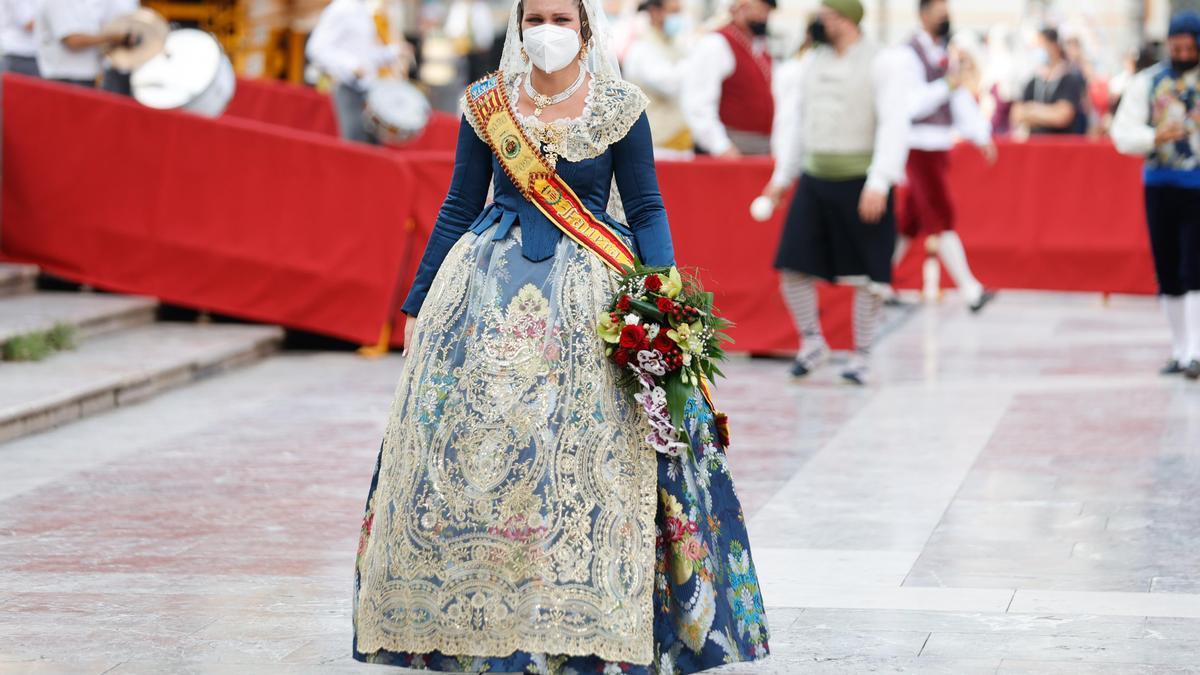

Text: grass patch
xmin=2 ymin=323 xmax=78 ymax=362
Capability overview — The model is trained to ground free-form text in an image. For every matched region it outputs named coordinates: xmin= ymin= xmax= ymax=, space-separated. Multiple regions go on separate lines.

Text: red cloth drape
xmin=2 ymin=73 xmax=1156 ymax=353
xmin=2 ymin=74 xmax=415 ymax=345
xmin=225 ymin=76 xmax=464 ymax=152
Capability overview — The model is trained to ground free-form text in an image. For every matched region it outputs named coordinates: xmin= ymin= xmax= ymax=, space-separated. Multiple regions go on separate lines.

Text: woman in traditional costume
xmin=352 ymin=0 xmax=769 ymax=671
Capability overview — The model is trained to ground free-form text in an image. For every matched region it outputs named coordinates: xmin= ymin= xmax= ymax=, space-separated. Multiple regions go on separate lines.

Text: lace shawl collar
xmin=462 ymin=71 xmax=650 ymax=163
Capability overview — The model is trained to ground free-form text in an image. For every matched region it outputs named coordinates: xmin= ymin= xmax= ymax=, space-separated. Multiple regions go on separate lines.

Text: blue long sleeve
xmin=611 ymin=113 xmax=676 ymax=267
xmin=401 ymin=117 xmax=494 ymax=317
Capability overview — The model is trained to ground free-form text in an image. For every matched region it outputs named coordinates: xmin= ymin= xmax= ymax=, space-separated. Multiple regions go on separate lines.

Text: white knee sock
xmin=893 ymin=235 xmax=912 ymax=268
xmin=853 ymin=286 xmax=884 ymax=357
xmin=938 ymin=232 xmax=984 ymax=305
xmin=1185 ymin=292 xmax=1200 ymax=363
xmin=1164 ymin=296 xmax=1187 ymax=362
xmin=780 ymin=273 xmax=826 ymax=353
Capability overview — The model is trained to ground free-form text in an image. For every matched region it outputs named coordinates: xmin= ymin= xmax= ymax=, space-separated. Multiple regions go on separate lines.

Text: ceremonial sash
xmin=464 ymin=72 xmax=637 ymax=273
xmin=466 ymin=72 xmax=731 ymax=444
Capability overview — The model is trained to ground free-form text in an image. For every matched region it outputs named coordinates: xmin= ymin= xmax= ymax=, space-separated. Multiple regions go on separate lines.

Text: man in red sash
xmin=681 ymin=0 xmax=775 ymax=157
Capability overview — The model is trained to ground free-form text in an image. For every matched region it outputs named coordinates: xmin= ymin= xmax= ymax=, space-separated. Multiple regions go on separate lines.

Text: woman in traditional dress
xmin=352 ymin=0 xmax=769 ymax=671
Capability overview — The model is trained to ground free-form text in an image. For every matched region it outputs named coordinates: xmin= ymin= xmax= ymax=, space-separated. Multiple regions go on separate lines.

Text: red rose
xmin=644 ymin=274 xmax=663 ymax=292
xmin=616 ymin=295 xmax=632 ymax=312
xmin=665 ymin=517 xmax=685 ymax=541
xmin=652 ymin=333 xmax=675 ymax=354
xmin=656 ymin=297 xmax=675 ymax=314
xmin=613 ymin=349 xmax=631 ymax=367
xmin=619 ymin=324 xmax=646 ymax=349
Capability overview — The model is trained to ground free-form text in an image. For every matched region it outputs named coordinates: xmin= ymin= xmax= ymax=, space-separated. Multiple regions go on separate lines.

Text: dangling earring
xmin=579 ymin=44 xmax=589 ymax=62
xmin=521 ymin=47 xmax=529 ymax=63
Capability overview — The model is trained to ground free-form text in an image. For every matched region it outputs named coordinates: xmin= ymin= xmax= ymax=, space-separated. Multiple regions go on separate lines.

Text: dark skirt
xmin=352 ymin=393 xmax=770 ymax=674
xmin=774 ymin=173 xmax=896 ymax=285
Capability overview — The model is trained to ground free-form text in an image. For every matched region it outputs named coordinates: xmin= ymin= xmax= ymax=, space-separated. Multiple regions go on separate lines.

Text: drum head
xmin=366 ymin=79 xmax=431 ymax=137
xmin=132 ymin=30 xmax=224 ymax=112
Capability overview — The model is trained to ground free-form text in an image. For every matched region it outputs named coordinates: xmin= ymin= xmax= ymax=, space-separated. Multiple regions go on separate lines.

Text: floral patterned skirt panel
xmin=353 ymin=223 xmax=769 ymax=673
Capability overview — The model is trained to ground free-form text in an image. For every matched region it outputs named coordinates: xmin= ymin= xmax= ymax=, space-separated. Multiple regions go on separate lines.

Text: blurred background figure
xmin=681 ymin=0 xmax=775 ymax=157
xmin=896 ymin=0 xmax=995 ymax=313
xmin=1111 ymin=9 xmax=1200 ymax=381
xmin=771 ymin=15 xmax=819 ymax=169
xmin=35 ymin=0 xmax=127 ymax=88
xmin=622 ymin=0 xmax=691 ymax=157
xmin=444 ymin=0 xmax=496 ymax=83
xmin=100 ymin=0 xmax=139 ymax=96
xmin=1011 ymin=27 xmax=1087 ymax=136
xmin=1 ymin=0 xmax=39 ymax=77
xmin=761 ymin=0 xmax=910 ymax=385
xmin=981 ymin=25 xmax=1016 ymax=136
xmin=307 ymin=0 xmax=402 ymax=144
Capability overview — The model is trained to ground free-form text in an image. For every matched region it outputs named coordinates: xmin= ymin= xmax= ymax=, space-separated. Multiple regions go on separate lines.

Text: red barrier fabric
xmin=225 ymin=76 xmax=464 ymax=153
xmin=895 ymin=138 xmax=1156 ymax=295
xmin=2 ymin=74 xmax=415 ymax=345
xmin=1 ymin=73 xmax=1157 ymax=354
xmin=225 ymin=77 xmax=340 ymax=137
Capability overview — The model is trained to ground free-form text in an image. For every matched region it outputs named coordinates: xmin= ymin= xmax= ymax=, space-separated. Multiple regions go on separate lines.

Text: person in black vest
xmin=895 ymin=0 xmax=996 ymax=312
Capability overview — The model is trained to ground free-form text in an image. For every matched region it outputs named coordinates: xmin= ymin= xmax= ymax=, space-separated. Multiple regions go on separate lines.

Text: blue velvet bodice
xmin=401 ymin=112 xmax=676 ymax=317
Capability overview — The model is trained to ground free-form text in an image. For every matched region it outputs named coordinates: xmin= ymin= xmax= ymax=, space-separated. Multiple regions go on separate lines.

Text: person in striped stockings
xmin=759 ymin=0 xmax=910 ymax=385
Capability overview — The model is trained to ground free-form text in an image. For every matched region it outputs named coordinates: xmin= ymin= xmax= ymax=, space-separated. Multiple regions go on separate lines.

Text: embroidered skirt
xmin=353 ymin=223 xmax=769 ymax=674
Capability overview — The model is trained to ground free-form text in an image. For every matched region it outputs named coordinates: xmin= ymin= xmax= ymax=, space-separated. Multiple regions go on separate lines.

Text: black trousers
xmin=2 ymin=54 xmax=39 ymax=77
xmin=1145 ymin=185 xmax=1200 ymax=296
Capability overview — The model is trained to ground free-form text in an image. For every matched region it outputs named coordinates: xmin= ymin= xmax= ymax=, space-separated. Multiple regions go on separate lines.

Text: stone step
xmin=0 ymin=291 xmax=158 ymax=348
xmin=0 ymin=263 xmax=39 ymax=298
xmin=0 ymin=322 xmax=283 ymax=443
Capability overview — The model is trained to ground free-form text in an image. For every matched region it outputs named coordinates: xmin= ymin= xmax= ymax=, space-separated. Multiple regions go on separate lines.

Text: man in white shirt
xmin=1 ymin=0 xmax=40 ymax=76
xmin=36 ymin=0 xmax=126 ymax=87
xmin=622 ymin=0 xmax=690 ymax=155
xmin=895 ymin=0 xmax=996 ymax=313
xmin=307 ymin=0 xmax=400 ymax=145
xmin=758 ymin=0 xmax=911 ymax=385
xmin=680 ymin=0 xmax=775 ymax=157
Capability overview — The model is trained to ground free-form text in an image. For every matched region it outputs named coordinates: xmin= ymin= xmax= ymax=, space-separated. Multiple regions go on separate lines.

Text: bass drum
xmin=365 ymin=79 xmax=431 ymax=145
xmin=131 ymin=29 xmax=235 ymax=118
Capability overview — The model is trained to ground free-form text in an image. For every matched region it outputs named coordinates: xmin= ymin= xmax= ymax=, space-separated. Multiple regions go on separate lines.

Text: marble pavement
xmin=1 ymin=291 xmax=1198 ymax=674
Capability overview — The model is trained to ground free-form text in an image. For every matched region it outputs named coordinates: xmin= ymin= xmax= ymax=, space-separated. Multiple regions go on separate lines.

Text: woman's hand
xmin=402 ymin=313 xmax=416 ymax=356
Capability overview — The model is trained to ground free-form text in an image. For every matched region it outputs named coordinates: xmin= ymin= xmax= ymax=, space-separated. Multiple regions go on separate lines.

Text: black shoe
xmin=1186 ymin=360 xmax=1200 ymax=381
xmin=1161 ymin=360 xmax=1185 ymax=375
xmin=790 ymin=343 xmax=830 ymax=379
xmin=969 ymin=290 xmax=997 ymax=314
xmin=841 ymin=369 xmax=867 ymax=386
xmin=840 ymin=354 xmax=869 ymax=386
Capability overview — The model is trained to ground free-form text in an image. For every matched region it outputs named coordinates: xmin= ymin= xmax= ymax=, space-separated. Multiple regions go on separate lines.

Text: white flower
xmin=682 ymin=352 xmax=692 ymax=366
xmin=623 ymin=313 xmax=641 ymax=326
xmin=637 ymin=349 xmax=667 ymax=376
xmin=646 ymin=323 xmax=661 ymax=340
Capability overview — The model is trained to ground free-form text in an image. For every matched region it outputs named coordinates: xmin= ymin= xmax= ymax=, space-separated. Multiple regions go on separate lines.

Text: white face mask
xmin=524 ymin=24 xmax=582 ymax=74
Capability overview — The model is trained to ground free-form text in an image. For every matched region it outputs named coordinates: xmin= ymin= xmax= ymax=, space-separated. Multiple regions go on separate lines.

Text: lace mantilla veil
xmin=496 ymin=0 xmax=623 ymax=83
xmin=489 ymin=0 xmax=635 ymax=222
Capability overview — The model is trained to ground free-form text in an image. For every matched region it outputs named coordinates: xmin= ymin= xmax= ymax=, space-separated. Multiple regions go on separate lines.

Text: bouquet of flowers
xmin=597 ymin=265 xmax=733 ymax=456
